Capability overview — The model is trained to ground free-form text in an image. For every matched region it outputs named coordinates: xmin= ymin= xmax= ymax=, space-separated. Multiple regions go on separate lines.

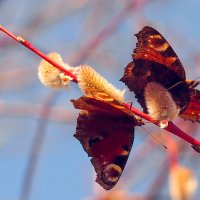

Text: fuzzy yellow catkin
xmin=38 ymin=52 xmax=72 ymax=88
xmin=77 ymin=65 xmax=125 ymax=102
xmin=169 ymin=165 xmax=198 ymax=200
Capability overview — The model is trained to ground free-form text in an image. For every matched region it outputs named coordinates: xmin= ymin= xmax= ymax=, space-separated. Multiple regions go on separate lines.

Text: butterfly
xmin=71 ymin=92 xmax=143 ymax=190
xmin=121 ymin=26 xmax=200 ymax=124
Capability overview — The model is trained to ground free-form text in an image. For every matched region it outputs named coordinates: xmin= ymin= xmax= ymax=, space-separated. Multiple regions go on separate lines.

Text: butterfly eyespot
xmin=102 ymin=164 xmax=122 ymax=184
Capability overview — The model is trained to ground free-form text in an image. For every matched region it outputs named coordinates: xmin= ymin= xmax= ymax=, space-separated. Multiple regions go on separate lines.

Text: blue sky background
xmin=1 ymin=0 xmax=200 ymax=200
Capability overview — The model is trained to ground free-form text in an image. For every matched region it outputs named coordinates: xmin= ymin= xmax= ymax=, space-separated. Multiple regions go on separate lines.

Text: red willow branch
xmin=0 ymin=25 xmax=78 ymax=83
xmin=124 ymin=104 xmax=200 ymax=147
xmin=1 ymin=25 xmax=200 ymax=148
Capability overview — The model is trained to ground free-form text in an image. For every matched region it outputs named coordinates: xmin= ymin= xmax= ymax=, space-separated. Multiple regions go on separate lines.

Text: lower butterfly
xmin=71 ymin=92 xmax=143 ymax=190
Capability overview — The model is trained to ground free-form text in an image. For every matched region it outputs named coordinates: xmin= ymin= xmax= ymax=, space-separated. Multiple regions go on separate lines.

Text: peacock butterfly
xmin=121 ymin=26 xmax=200 ymax=125
xmin=71 ymin=92 xmax=143 ymax=190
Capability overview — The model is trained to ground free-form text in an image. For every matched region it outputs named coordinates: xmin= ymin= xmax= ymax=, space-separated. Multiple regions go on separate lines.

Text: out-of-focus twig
xmin=69 ymin=0 xmax=154 ymax=64
xmin=19 ymin=92 xmax=59 ymax=200
xmin=0 ymin=101 xmax=76 ymax=122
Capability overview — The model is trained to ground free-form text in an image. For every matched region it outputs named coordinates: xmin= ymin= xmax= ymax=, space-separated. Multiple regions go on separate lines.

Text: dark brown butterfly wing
xmin=120 ymin=26 xmax=190 ymax=113
xmin=71 ymin=94 xmax=142 ymax=190
xmin=179 ymin=89 xmax=200 ymax=122
xmin=133 ymin=26 xmax=186 ymax=79
xmin=75 ymin=111 xmax=135 ymax=190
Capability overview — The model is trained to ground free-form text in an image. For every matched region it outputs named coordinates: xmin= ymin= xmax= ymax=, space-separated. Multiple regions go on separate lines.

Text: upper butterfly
xmin=120 ymin=26 xmax=200 ymax=127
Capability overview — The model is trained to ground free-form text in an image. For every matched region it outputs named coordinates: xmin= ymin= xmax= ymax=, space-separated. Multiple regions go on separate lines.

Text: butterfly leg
xmin=125 ymin=101 xmax=133 ymax=110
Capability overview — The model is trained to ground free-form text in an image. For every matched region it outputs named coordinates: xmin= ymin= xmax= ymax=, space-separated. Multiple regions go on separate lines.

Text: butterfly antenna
xmin=179 ymin=105 xmax=188 ymax=113
xmin=192 ymin=76 xmax=200 ymax=88
xmin=190 ymin=88 xmax=197 ymax=97
xmin=141 ymin=126 xmax=167 ymax=150
xmin=167 ymin=76 xmax=200 ymax=91
xmin=167 ymin=81 xmax=183 ymax=91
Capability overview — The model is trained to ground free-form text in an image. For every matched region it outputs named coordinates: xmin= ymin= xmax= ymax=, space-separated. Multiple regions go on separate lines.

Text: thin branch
xmin=1 ymin=24 xmax=200 ymax=147
xmin=0 ymin=101 xmax=76 ymax=122
xmin=69 ymin=0 xmax=146 ymax=64
xmin=18 ymin=92 xmax=59 ymax=200
xmin=0 ymin=25 xmax=78 ymax=82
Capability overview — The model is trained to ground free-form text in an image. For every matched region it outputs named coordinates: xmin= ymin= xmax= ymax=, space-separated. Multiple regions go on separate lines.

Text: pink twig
xmin=69 ymin=0 xmax=137 ymax=64
xmin=166 ymin=122 xmax=200 ymax=146
xmin=0 ymin=101 xmax=75 ymax=122
xmin=1 ymin=25 xmax=200 ymax=147
xmin=0 ymin=25 xmax=78 ymax=83
xmin=125 ymin=103 xmax=200 ymax=146
xmin=19 ymin=92 xmax=59 ymax=200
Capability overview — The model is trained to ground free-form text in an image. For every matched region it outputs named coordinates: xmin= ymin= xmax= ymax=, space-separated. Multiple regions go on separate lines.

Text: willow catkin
xmin=38 ymin=52 xmax=73 ymax=88
xmin=144 ymin=81 xmax=180 ymax=127
xmin=77 ymin=64 xmax=125 ymax=102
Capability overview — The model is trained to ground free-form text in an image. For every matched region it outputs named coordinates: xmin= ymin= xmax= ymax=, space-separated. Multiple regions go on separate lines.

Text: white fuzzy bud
xmin=144 ymin=82 xmax=180 ymax=127
xmin=38 ymin=52 xmax=75 ymax=88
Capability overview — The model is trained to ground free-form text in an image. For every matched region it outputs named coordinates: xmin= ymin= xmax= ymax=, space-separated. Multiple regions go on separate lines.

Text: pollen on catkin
xmin=38 ymin=52 xmax=74 ymax=88
xmin=144 ymin=82 xmax=180 ymax=127
xmin=77 ymin=65 xmax=125 ymax=102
